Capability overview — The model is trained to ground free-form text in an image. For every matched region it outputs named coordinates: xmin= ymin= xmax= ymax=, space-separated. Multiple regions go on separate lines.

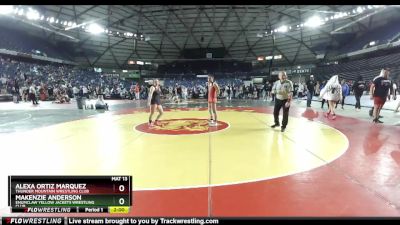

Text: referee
xmin=270 ymin=71 xmax=293 ymax=132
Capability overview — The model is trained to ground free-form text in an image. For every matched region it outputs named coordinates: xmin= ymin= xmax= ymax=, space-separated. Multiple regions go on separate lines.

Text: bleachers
xmin=0 ymin=55 xmax=134 ymax=96
xmin=337 ymin=19 xmax=400 ymax=54
xmin=163 ymin=77 xmax=244 ymax=89
xmin=314 ymin=51 xmax=400 ymax=81
xmin=0 ymin=27 xmax=71 ymax=60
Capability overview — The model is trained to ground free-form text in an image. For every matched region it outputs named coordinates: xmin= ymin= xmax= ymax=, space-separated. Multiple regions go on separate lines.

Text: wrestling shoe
xmin=373 ymin=119 xmax=383 ymax=123
xmin=209 ymin=121 xmax=218 ymax=127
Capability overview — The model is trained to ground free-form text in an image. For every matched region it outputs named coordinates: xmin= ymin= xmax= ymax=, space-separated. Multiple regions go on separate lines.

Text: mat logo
xmin=135 ymin=118 xmax=229 ymax=135
xmin=155 ymin=119 xmax=210 ymax=132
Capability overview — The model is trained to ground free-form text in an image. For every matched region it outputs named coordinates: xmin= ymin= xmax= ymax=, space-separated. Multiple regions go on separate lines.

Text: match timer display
xmin=8 ymin=176 xmax=132 ymax=213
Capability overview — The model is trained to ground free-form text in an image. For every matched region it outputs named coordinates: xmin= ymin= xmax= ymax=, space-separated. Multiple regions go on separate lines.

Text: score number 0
xmin=118 ymin=184 xmax=126 ymax=205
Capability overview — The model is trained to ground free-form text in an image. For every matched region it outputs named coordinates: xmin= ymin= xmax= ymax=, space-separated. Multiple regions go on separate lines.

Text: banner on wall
xmin=271 ymin=68 xmax=311 ymax=75
xmin=126 ymin=73 xmax=140 ymax=78
xmin=103 ymin=73 xmax=120 ymax=78
xmin=252 ymin=77 xmax=264 ymax=84
xmin=121 ymin=70 xmax=140 ymax=79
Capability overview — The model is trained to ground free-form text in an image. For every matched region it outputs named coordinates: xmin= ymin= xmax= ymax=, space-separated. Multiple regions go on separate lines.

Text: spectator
xmin=336 ymin=79 xmax=350 ymax=109
xmin=370 ymin=68 xmax=391 ymax=123
xmin=29 ymin=83 xmax=38 ymax=105
xmin=82 ymin=85 xmax=89 ymax=98
xmin=72 ymin=85 xmax=79 ymax=98
xmin=297 ymin=82 xmax=305 ymax=99
xmin=305 ymin=75 xmax=316 ymax=107
xmin=320 ymin=75 xmax=342 ymax=120
xmin=352 ymin=75 xmax=366 ymax=111
xmin=315 ymin=81 xmax=320 ymax=96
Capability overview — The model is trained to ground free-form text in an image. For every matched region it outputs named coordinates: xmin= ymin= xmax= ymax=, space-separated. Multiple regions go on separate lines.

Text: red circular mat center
xmin=135 ymin=118 xmax=229 ymax=135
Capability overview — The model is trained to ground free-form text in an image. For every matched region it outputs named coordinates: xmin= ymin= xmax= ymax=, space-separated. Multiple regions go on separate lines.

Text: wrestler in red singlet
xmin=208 ymin=75 xmax=219 ymax=126
xmin=208 ymin=82 xmax=217 ymax=103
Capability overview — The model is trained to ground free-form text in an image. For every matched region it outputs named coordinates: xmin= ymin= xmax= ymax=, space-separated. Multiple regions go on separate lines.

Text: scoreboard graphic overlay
xmin=8 ymin=176 xmax=132 ymax=213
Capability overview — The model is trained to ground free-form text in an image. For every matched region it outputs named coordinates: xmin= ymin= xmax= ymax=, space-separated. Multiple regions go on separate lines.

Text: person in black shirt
xmin=352 ymin=75 xmax=366 ymax=111
xmin=177 ymin=85 xmax=182 ymax=99
xmin=249 ymin=84 xmax=254 ymax=98
xmin=13 ymin=79 xmax=20 ymax=103
xmin=320 ymin=80 xmax=327 ymax=109
xmin=227 ymin=85 xmax=232 ymax=100
xmin=293 ymin=82 xmax=299 ymax=98
xmin=306 ymin=75 xmax=316 ymax=107
xmin=370 ymin=69 xmax=391 ymax=123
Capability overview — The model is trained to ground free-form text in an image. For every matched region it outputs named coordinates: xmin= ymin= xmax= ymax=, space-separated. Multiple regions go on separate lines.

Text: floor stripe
xmin=208 ymin=121 xmax=213 ymax=217
xmin=0 ymin=113 xmax=32 ymax=127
